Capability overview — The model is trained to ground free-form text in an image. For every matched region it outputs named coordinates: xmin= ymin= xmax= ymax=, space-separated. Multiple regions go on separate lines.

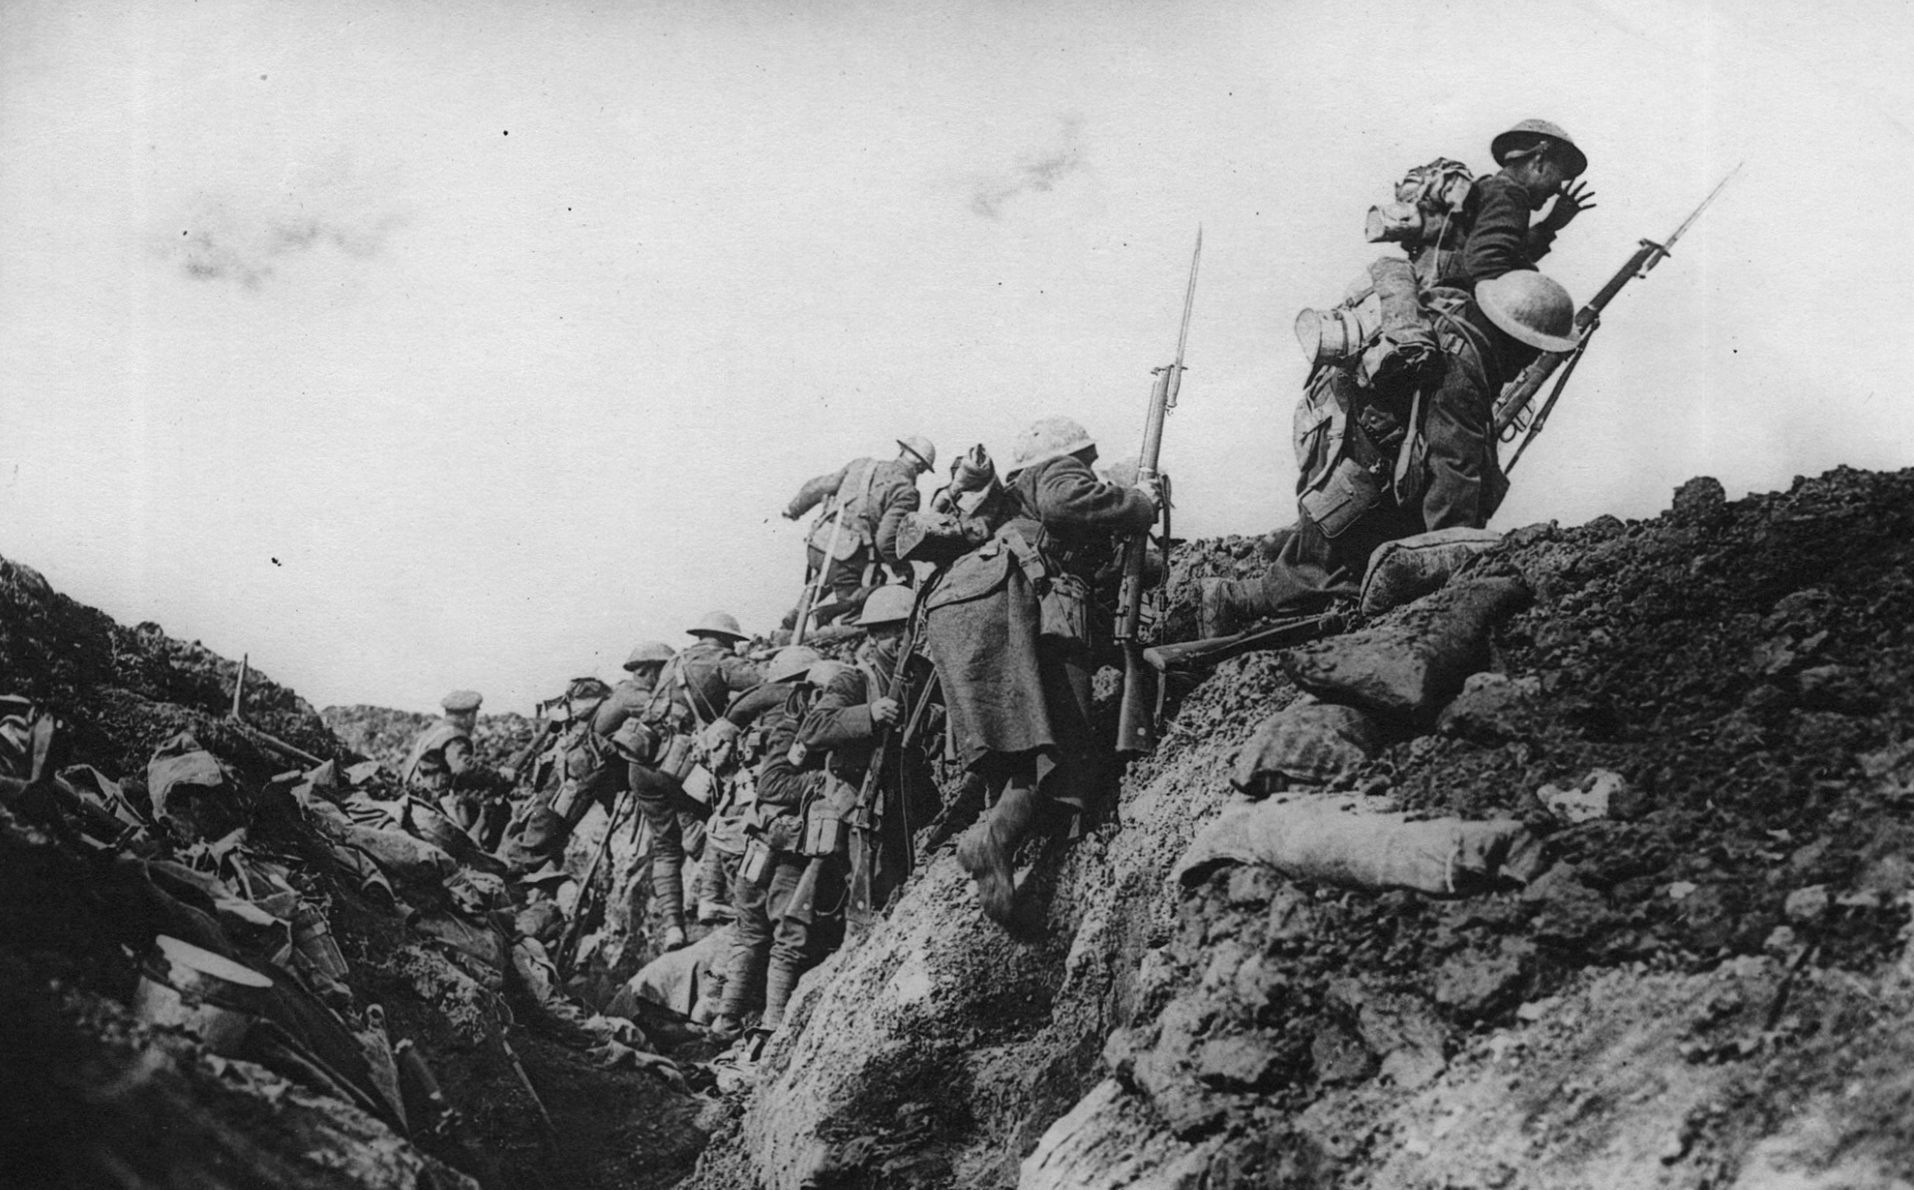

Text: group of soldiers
xmin=400 ymin=117 xmax=1597 ymax=1042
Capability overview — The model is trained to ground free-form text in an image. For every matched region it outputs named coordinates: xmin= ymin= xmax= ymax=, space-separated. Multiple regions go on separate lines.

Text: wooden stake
xmin=231 ymin=654 xmax=249 ymax=721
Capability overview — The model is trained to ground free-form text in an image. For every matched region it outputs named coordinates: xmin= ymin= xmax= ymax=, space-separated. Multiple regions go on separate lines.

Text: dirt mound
xmin=696 ymin=466 xmax=1914 ymax=1190
xmin=0 ymin=558 xmax=708 ymax=1190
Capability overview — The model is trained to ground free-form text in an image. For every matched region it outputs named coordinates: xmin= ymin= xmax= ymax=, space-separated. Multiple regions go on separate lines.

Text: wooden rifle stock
xmin=1143 ymin=611 xmax=1343 ymax=674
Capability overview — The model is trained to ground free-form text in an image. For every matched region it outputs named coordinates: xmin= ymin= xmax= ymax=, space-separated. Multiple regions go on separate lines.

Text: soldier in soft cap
xmin=403 ymin=689 xmax=513 ymax=838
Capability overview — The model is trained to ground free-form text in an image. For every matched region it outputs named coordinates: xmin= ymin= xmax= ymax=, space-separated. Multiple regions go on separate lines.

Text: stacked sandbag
xmin=1174 ymin=798 xmax=1546 ymax=897
xmin=1282 ymin=575 xmax=1530 ymax=724
xmin=1358 ymin=527 xmax=1503 ymax=619
xmin=1230 ymin=697 xmax=1387 ymax=796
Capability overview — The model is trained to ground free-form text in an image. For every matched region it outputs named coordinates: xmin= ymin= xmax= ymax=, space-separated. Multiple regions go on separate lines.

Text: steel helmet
xmin=687 ymin=611 xmax=748 ymax=642
xmin=1475 ymin=270 xmax=1581 ymax=352
xmin=765 ymin=645 xmax=822 ymax=684
xmin=1007 ymin=416 xmax=1095 ymax=476
xmin=806 ymin=659 xmax=851 ymax=688
xmin=856 ymin=584 xmax=916 ymax=628
xmin=897 ymin=435 xmax=937 ymax=471
xmin=623 ymin=641 xmax=676 ymax=670
xmin=1490 ymin=119 xmax=1587 ymax=178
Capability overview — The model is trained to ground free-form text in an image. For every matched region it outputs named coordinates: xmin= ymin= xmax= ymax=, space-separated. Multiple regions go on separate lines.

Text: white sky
xmin=3 ymin=0 xmax=1911 ymax=714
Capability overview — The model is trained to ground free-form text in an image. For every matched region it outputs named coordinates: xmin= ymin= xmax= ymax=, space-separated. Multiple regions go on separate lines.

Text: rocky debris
xmin=1535 ymin=767 xmax=1632 ymax=824
xmin=0 ymin=559 xmax=709 ymax=1189
xmin=695 ymin=466 xmax=1914 ymax=1190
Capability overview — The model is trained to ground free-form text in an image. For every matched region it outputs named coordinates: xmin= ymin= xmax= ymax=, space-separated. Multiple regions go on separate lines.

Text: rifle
xmin=1493 ymin=164 xmax=1742 ymax=472
xmin=553 ymin=786 xmax=634 ymax=977
xmin=793 ymin=495 xmax=848 ymax=645
xmin=506 ymin=716 xmax=560 ymax=790
xmin=843 ymin=590 xmax=926 ymax=934
xmin=1116 ymin=229 xmax=1202 ymax=755
xmin=1143 ymin=610 xmax=1343 ymax=674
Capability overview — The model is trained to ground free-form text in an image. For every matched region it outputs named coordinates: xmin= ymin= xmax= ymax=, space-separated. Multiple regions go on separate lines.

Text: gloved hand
xmin=1537 ymin=179 xmax=1596 ymax=232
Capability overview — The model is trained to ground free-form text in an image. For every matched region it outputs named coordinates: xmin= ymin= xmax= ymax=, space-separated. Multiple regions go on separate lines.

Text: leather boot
xmin=956 ymin=777 xmax=1042 ymax=924
xmin=762 ymin=959 xmax=800 ymax=1031
xmin=1199 ymin=577 xmax=1277 ymax=639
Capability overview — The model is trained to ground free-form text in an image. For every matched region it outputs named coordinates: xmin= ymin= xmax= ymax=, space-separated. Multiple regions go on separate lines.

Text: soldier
xmin=498 ymin=676 xmax=632 ymax=871
xmin=402 ymin=690 xmax=512 ymax=839
xmin=628 ymin=613 xmax=763 ymax=949
xmin=783 ymin=435 xmax=937 ymax=629
xmin=923 ymin=417 xmax=1158 ymax=924
xmin=798 ymin=585 xmax=942 ymax=919
xmin=1203 ymin=269 xmax=1578 ymax=634
xmin=708 ymin=645 xmax=823 ymax=1040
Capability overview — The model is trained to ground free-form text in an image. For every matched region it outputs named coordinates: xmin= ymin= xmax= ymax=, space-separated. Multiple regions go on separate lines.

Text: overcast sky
xmin=3 ymin=0 xmax=1911 ymax=714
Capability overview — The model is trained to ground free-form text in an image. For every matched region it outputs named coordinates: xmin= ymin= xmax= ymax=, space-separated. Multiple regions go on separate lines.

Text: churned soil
xmin=1089 ymin=466 xmax=1914 ymax=1187
xmin=0 ymin=555 xmax=705 ymax=1190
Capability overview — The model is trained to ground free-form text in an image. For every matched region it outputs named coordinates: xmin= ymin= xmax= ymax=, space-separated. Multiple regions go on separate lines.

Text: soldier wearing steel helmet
xmin=496 ymin=675 xmax=632 ymax=869
xmin=798 ymin=584 xmax=943 ymax=917
xmin=920 ymin=417 xmax=1159 ymax=925
xmin=1439 ymin=119 xmax=1595 ymax=290
xmin=708 ymin=644 xmax=827 ymax=1039
xmin=1203 ymin=269 xmax=1579 ymax=633
xmin=620 ymin=614 xmax=763 ymax=949
xmin=782 ymin=435 xmax=938 ymax=628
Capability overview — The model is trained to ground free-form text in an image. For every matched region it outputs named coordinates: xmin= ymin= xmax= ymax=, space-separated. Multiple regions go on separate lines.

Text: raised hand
xmin=1540 ymin=179 xmax=1597 ymax=231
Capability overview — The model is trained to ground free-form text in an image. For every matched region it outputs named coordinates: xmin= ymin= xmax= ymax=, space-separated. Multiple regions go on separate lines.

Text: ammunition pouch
xmin=739 ymin=836 xmax=775 ymax=888
xmin=1038 ymin=572 xmax=1090 ymax=647
xmin=657 ymin=731 xmax=695 ymax=781
xmin=799 ymin=772 xmax=859 ymax=858
xmin=1300 ymin=455 xmax=1387 ymax=540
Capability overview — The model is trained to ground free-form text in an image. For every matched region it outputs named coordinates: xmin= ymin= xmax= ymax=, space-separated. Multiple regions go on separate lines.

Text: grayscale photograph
xmin=2 ymin=0 xmax=1911 ymax=1187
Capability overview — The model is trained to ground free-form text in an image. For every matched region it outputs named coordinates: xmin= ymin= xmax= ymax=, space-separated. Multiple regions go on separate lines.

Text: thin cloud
xmin=163 ymin=160 xmax=407 ymax=289
xmin=970 ymin=116 xmax=1086 ymax=218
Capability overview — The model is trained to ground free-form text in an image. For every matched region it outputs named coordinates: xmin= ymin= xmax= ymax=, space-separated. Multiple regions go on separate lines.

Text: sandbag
xmin=1231 ymin=699 xmax=1385 ymax=796
xmin=146 ymin=732 xmax=236 ymax=821
xmin=1359 ymin=527 xmax=1503 ymax=619
xmin=1283 ymin=575 xmax=1529 ymax=722
xmin=1175 ymin=798 xmax=1547 ymax=897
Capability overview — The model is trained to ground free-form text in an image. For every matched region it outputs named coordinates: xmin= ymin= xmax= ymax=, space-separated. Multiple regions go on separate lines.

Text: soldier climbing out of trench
xmin=708 ymin=644 xmax=826 ymax=1041
xmin=1200 ymin=119 xmax=1593 ymax=637
xmin=782 ymin=434 xmax=937 ymax=632
xmin=921 ymin=416 xmax=1159 ymax=925
xmin=627 ymin=612 xmax=764 ymax=950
